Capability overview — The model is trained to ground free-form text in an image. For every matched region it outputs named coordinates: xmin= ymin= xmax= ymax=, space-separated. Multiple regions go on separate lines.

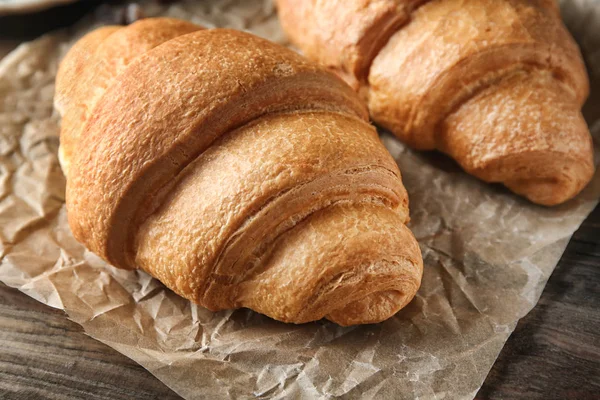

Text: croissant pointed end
xmin=440 ymin=71 xmax=595 ymax=206
xmin=237 ymin=203 xmax=423 ymax=325
xmin=503 ymin=155 xmax=594 ymax=206
xmin=506 ymin=178 xmax=573 ymax=207
xmin=326 ymin=289 xmax=415 ymax=326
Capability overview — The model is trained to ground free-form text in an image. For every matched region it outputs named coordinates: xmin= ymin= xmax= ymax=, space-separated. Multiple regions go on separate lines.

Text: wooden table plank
xmin=0 ymin=284 xmax=181 ymax=400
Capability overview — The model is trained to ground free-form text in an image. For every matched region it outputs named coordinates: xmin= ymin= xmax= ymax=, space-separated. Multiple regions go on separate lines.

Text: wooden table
xmin=0 ymin=3 xmax=599 ymax=399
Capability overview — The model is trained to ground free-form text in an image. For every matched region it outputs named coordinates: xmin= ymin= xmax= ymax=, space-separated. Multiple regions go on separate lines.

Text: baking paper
xmin=0 ymin=1 xmax=599 ymax=399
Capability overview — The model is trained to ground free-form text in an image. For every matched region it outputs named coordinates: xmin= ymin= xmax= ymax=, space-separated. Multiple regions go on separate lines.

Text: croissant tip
xmin=326 ymin=289 xmax=416 ymax=326
xmin=505 ymin=174 xmax=591 ymax=206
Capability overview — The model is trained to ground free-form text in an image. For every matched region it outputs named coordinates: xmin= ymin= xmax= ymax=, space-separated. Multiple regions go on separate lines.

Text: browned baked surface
xmin=276 ymin=0 xmax=595 ymax=206
xmin=55 ymin=18 xmax=423 ymax=326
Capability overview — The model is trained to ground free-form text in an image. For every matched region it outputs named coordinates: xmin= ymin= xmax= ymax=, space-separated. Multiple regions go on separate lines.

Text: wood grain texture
xmin=0 ymin=284 xmax=181 ymax=400
xmin=0 ymin=205 xmax=598 ymax=399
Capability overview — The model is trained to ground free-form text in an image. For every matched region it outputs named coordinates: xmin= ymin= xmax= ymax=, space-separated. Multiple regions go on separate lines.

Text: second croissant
xmin=276 ymin=0 xmax=596 ymax=206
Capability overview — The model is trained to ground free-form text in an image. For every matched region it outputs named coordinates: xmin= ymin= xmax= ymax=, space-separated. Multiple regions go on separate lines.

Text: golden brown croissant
xmin=54 ymin=18 xmax=423 ymax=326
xmin=276 ymin=0 xmax=595 ymax=206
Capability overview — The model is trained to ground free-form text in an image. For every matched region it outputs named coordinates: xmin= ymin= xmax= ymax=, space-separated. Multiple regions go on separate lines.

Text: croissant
xmin=54 ymin=18 xmax=423 ymax=326
xmin=276 ymin=0 xmax=595 ymax=206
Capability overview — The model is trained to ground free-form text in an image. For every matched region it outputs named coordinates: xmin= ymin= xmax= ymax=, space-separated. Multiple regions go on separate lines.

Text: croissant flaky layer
xmin=276 ymin=0 xmax=595 ymax=206
xmin=55 ymin=18 xmax=423 ymax=325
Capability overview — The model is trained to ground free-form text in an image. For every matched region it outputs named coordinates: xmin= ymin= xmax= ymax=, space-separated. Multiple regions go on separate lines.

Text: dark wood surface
xmin=478 ymin=205 xmax=600 ymax=400
xmin=0 ymin=2 xmax=599 ymax=399
xmin=0 ymin=284 xmax=180 ymax=400
xmin=1 ymin=206 xmax=597 ymax=400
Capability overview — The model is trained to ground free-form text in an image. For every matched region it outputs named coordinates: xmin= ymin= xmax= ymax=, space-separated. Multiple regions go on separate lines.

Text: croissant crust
xmin=55 ymin=18 xmax=423 ymax=325
xmin=276 ymin=0 xmax=595 ymax=205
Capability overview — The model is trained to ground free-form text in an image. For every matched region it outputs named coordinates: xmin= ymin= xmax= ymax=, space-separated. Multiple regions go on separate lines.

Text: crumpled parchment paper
xmin=0 ymin=1 xmax=599 ymax=399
